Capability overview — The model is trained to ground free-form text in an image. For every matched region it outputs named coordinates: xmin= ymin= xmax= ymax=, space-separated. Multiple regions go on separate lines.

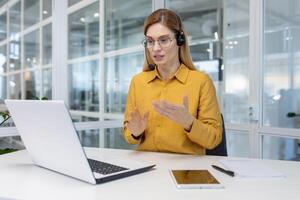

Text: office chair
xmin=206 ymin=114 xmax=227 ymax=156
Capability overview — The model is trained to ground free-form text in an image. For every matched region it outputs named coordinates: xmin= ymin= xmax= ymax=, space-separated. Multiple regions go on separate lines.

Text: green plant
xmin=0 ymin=111 xmax=10 ymax=126
xmin=287 ymin=112 xmax=300 ymax=118
xmin=0 ymin=148 xmax=17 ymax=155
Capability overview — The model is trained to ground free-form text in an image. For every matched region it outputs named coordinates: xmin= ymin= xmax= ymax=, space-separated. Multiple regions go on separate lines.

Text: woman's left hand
xmin=152 ymin=95 xmax=194 ymax=131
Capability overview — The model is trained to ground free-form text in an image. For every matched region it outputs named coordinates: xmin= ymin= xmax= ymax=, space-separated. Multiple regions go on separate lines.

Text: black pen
xmin=211 ymin=165 xmax=235 ymax=177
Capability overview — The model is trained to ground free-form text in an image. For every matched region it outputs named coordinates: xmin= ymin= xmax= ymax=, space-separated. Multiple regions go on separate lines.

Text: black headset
xmin=176 ymin=30 xmax=185 ymax=46
xmin=175 ymin=12 xmax=186 ymax=46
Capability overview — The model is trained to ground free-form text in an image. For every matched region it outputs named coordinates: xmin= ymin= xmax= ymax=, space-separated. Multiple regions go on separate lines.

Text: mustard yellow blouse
xmin=123 ymin=64 xmax=222 ymax=155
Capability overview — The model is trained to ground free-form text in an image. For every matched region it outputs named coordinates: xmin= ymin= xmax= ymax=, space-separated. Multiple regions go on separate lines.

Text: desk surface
xmin=0 ymin=148 xmax=300 ymax=200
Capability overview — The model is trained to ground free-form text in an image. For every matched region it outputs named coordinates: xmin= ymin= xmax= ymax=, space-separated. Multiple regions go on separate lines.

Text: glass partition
xmin=9 ymin=1 xmax=21 ymax=38
xmin=8 ymin=74 xmax=21 ymax=99
xmin=0 ymin=75 xmax=6 ymax=103
xmin=68 ymin=1 xmax=99 ymax=59
xmin=9 ymin=2 xmax=21 ymax=38
xmin=42 ymin=24 xmax=52 ymax=65
xmin=105 ymin=52 xmax=143 ymax=113
xmin=166 ymin=0 xmax=221 ymax=42
xmin=0 ymin=12 xmax=7 ymax=42
xmin=78 ymin=129 xmax=100 ymax=148
xmin=262 ymin=135 xmax=300 ymax=161
xmin=223 ymin=0 xmax=250 ymax=123
xmin=24 ymin=0 xmax=39 ymax=29
xmin=42 ymin=68 xmax=52 ymax=100
xmin=24 ymin=71 xmax=40 ymax=99
xmin=68 ymin=0 xmax=82 ymax=7
xmin=105 ymin=0 xmax=151 ymax=51
xmin=226 ymin=130 xmax=251 ymax=157
xmin=42 ymin=0 xmax=52 ymax=20
xmin=0 ymin=45 xmax=7 ymax=73
xmin=104 ymin=128 xmax=136 ymax=149
xmin=24 ymin=30 xmax=39 ymax=69
xmin=263 ymin=0 xmax=300 ymax=128
xmin=69 ymin=61 xmax=99 ymax=112
xmin=9 ymin=37 xmax=21 ymax=71
xmin=0 ymin=0 xmax=8 ymax=8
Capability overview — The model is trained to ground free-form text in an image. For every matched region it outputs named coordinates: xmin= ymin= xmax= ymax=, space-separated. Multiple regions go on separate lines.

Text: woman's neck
xmin=157 ymin=60 xmax=181 ymax=81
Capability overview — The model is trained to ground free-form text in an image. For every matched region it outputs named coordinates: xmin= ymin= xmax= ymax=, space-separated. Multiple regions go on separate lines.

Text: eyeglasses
xmin=142 ymin=36 xmax=174 ymax=49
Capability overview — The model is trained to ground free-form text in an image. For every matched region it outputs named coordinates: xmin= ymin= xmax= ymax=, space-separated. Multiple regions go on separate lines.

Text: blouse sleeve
xmin=123 ymin=77 xmax=141 ymax=144
xmin=185 ymin=74 xmax=223 ymax=149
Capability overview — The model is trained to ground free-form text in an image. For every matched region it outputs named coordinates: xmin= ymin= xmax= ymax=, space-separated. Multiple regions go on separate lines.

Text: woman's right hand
xmin=126 ymin=108 xmax=149 ymax=137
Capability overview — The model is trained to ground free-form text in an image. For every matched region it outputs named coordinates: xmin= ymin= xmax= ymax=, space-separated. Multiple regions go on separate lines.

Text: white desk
xmin=0 ymin=148 xmax=299 ymax=200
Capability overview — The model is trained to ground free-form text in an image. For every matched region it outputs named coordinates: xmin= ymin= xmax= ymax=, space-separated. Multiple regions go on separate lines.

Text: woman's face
xmin=145 ymin=23 xmax=179 ymax=67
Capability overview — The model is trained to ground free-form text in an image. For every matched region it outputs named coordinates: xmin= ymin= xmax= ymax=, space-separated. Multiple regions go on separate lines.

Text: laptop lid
xmin=5 ymin=100 xmax=155 ymax=184
xmin=5 ymin=100 xmax=97 ymax=184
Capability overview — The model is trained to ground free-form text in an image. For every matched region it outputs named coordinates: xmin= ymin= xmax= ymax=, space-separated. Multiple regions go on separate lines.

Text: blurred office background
xmin=0 ymin=0 xmax=299 ymax=161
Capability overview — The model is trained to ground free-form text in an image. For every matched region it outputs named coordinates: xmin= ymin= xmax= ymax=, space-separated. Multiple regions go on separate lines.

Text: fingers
xmin=152 ymin=97 xmax=190 ymax=128
xmin=154 ymin=96 xmax=189 ymax=111
xmin=161 ymin=101 xmax=178 ymax=110
xmin=153 ymin=100 xmax=183 ymax=112
xmin=127 ymin=108 xmax=149 ymax=137
xmin=152 ymin=101 xmax=174 ymax=117
xmin=129 ymin=107 xmax=142 ymax=121
xmin=129 ymin=108 xmax=150 ymax=122
xmin=152 ymin=102 xmax=161 ymax=115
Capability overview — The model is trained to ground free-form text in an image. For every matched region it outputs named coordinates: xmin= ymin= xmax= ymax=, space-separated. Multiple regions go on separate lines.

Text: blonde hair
xmin=143 ymin=8 xmax=196 ymax=71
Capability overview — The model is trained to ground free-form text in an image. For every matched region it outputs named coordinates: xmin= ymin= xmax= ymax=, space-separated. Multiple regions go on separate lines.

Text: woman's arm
xmin=185 ymin=74 xmax=222 ymax=149
xmin=123 ymin=78 xmax=148 ymax=144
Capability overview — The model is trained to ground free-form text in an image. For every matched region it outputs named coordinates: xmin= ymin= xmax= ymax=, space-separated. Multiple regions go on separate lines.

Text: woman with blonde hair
xmin=123 ymin=8 xmax=222 ymax=155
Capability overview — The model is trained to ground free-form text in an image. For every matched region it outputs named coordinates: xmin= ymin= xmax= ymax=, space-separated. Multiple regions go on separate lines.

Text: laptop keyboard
xmin=88 ymin=158 xmax=129 ymax=175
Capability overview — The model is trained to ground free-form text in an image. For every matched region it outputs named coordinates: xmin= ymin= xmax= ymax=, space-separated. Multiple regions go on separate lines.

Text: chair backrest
xmin=206 ymin=114 xmax=227 ymax=156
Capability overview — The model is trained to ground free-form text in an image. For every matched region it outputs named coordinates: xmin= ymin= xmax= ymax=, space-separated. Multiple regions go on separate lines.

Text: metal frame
xmin=248 ymin=0 xmax=264 ymax=158
xmin=52 ymin=0 xmax=67 ymax=102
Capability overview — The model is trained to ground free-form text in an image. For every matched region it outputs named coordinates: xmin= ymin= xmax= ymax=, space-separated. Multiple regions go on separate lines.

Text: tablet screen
xmin=170 ymin=170 xmax=223 ymax=189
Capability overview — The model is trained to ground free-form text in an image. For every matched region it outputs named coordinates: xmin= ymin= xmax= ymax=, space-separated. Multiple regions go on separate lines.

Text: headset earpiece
xmin=148 ymin=64 xmax=155 ymax=70
xmin=176 ymin=30 xmax=185 ymax=46
xmin=144 ymin=48 xmax=155 ymax=70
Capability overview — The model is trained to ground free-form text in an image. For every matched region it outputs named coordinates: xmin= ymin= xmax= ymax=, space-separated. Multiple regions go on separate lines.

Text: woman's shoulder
xmin=187 ymin=70 xmax=214 ymax=90
xmin=131 ymin=70 xmax=154 ymax=83
xmin=181 ymin=64 xmax=210 ymax=80
xmin=189 ymin=69 xmax=211 ymax=80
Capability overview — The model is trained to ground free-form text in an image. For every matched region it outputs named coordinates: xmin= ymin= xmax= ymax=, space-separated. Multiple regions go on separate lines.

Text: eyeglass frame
xmin=142 ymin=35 xmax=175 ymax=49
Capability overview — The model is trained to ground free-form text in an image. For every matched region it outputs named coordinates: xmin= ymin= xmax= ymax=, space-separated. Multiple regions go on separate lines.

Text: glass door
xmin=261 ymin=0 xmax=300 ymax=161
xmin=223 ymin=0 xmax=252 ymax=157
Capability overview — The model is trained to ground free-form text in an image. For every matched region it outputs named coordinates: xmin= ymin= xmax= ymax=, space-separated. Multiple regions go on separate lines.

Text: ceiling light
xmin=214 ymin=32 xmax=219 ymax=40
xmin=94 ymin=13 xmax=99 ymax=18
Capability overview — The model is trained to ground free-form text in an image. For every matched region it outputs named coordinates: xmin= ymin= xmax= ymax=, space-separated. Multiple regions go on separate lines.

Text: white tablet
xmin=170 ymin=170 xmax=224 ymax=189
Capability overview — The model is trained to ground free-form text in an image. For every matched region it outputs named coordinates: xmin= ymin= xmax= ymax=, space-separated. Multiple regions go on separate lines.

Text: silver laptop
xmin=5 ymin=99 xmax=155 ymax=184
